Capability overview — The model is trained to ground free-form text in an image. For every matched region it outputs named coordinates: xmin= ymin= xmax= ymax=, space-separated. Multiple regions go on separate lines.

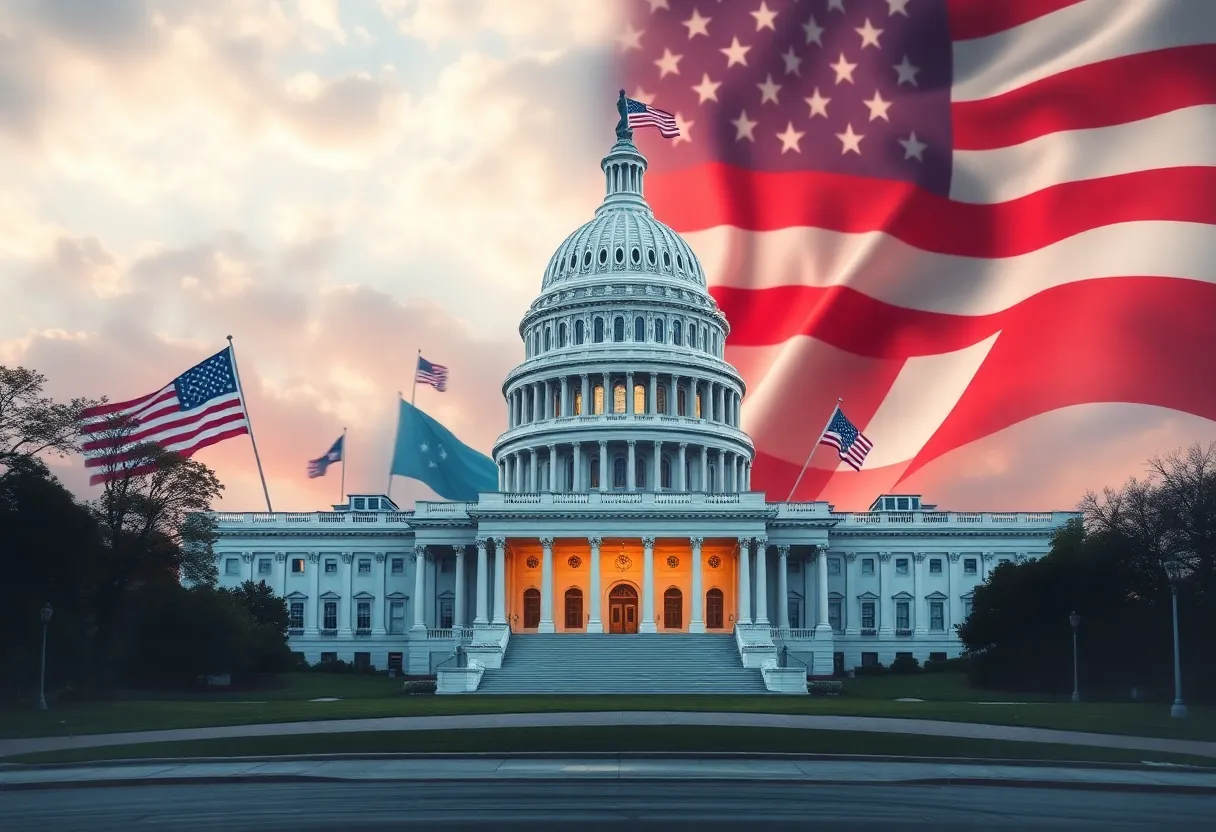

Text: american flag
xmin=620 ymin=0 xmax=1216 ymax=504
xmin=415 ymin=356 xmax=449 ymax=392
xmin=819 ymin=407 xmax=873 ymax=471
xmin=307 ymin=435 xmax=344 ymax=479
xmin=79 ymin=348 xmax=250 ymax=485
xmin=627 ymin=96 xmax=681 ymax=138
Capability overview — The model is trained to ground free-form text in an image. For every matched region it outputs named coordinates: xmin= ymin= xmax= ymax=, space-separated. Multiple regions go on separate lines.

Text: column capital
xmin=981 ymin=551 xmax=995 ymax=562
xmin=275 ymin=552 xmax=287 ymax=562
xmin=627 ymin=439 xmax=636 ymax=446
xmin=753 ymin=536 xmax=768 ymax=548
xmin=340 ymin=552 xmax=353 ymax=564
xmin=737 ymin=538 xmax=749 ymax=553
xmin=948 ymin=552 xmax=961 ymax=563
xmin=689 ymin=536 xmax=704 ymax=548
xmin=679 ymin=442 xmax=688 ymax=449
xmin=588 ymin=536 xmax=602 ymax=548
xmin=776 ymin=544 xmax=791 ymax=557
xmin=539 ymin=536 xmax=555 ymax=548
xmin=476 ymin=537 xmax=489 ymax=550
xmin=307 ymin=552 xmax=321 ymax=564
xmin=641 ymin=536 xmax=656 ymax=548
xmin=913 ymin=552 xmax=927 ymax=563
xmin=598 ymin=439 xmax=607 ymax=448
xmin=374 ymin=553 xmax=386 ymax=563
xmin=878 ymin=552 xmax=891 ymax=562
xmin=451 ymin=544 xmax=465 ymax=556
xmin=580 ymin=372 xmax=589 ymax=379
xmin=412 ymin=546 xmax=429 ymax=562
xmin=241 ymin=553 xmax=253 ymax=563
xmin=844 ymin=551 xmax=857 ymax=563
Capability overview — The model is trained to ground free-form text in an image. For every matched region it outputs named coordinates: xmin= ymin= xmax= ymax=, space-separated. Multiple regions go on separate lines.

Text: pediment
xmin=925 ymin=591 xmax=949 ymax=601
xmin=319 ymin=590 xmax=341 ymax=600
xmin=856 ymin=590 xmax=879 ymax=600
xmin=960 ymin=591 xmax=975 ymax=600
xmin=353 ymin=591 xmax=376 ymax=600
xmin=828 ymin=591 xmax=844 ymax=600
xmin=890 ymin=591 xmax=914 ymax=601
xmin=386 ymin=591 xmax=408 ymax=600
xmin=437 ymin=590 xmax=454 ymax=599
xmin=284 ymin=591 xmax=308 ymax=600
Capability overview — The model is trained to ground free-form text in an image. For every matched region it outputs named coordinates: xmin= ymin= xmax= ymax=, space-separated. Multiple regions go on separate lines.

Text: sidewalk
xmin=2 ymin=754 xmax=1216 ymax=793
xmin=3 ymin=711 xmax=1216 ymax=759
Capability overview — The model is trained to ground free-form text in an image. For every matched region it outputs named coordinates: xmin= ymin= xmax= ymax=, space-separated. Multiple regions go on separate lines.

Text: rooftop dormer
xmin=868 ymin=494 xmax=937 ymax=512
xmin=332 ymin=494 xmax=400 ymax=513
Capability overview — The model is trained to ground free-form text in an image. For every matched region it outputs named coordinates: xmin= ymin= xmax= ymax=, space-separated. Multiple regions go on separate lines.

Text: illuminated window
xmin=552 ymin=391 xmax=561 ymax=418
xmin=633 ymin=384 xmax=645 ymax=413
xmin=613 ymin=383 xmax=626 ymax=414
xmin=574 ymin=389 xmax=583 ymax=415
xmin=695 ymin=391 xmax=703 ymax=418
xmin=657 ymin=384 xmax=668 ymax=414
xmin=593 ymin=385 xmax=604 ymax=414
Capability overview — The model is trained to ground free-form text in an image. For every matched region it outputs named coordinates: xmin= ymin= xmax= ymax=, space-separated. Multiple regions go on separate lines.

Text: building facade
xmin=210 ymin=127 xmax=1075 ymax=690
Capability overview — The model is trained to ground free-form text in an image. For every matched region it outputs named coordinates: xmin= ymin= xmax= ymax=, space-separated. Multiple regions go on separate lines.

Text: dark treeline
xmin=960 ymin=444 xmax=1216 ymax=703
xmin=0 ymin=366 xmax=292 ymax=700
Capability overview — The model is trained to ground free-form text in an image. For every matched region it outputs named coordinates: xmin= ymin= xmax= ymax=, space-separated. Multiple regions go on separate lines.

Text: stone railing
xmin=212 ymin=511 xmax=415 ymax=525
xmin=770 ymin=627 xmax=816 ymax=642
xmin=427 ymin=627 xmax=474 ymax=642
xmin=825 ymin=510 xmax=1076 ymax=526
xmin=733 ymin=622 xmax=777 ymax=668
xmin=475 ymin=491 xmax=768 ymax=510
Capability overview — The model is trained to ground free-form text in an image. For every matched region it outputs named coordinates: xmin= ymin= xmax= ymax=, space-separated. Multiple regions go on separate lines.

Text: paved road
xmin=4 ymin=711 xmax=1215 ymax=759
xmin=2 ymin=780 xmax=1214 ymax=830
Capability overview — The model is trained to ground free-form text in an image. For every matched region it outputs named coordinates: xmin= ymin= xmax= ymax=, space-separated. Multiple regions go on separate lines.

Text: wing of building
xmin=209 ymin=126 xmax=1078 ymax=694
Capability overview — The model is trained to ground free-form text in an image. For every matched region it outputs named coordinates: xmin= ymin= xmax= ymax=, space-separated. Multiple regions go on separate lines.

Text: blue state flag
xmin=389 ymin=399 xmax=497 ymax=501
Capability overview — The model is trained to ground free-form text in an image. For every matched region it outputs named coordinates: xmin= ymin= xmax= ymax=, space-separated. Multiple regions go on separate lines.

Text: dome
xmin=540 ymin=137 xmax=707 ymax=292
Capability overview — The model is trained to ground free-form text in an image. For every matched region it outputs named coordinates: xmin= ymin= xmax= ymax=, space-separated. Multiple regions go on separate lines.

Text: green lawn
xmin=10 ymin=726 xmax=1215 ymax=767
xmin=2 ymin=672 xmax=1212 ymax=744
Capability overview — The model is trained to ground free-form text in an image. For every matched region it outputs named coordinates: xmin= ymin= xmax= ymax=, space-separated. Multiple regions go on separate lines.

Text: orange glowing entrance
xmin=608 ymin=584 xmax=638 ymax=634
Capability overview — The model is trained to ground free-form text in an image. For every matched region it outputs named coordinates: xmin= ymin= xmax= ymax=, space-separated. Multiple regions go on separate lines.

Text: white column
xmin=340 ymin=553 xmax=354 ymax=635
xmin=844 ymin=553 xmax=855 ymax=633
xmin=754 ymin=538 xmax=769 ymax=625
xmin=452 ymin=545 xmax=466 ymax=628
xmin=717 ymin=449 xmax=726 ymax=491
xmin=307 ymin=552 xmax=320 ymax=634
xmin=560 ymin=377 xmax=569 ymax=416
xmin=572 ymin=442 xmax=582 ymax=492
xmin=587 ymin=536 xmax=603 ymax=633
xmin=671 ymin=374 xmax=680 ymax=415
xmin=817 ymin=546 xmax=831 ymax=632
xmin=677 ymin=443 xmax=688 ymax=491
xmin=653 ymin=440 xmax=662 ymax=490
xmin=529 ymin=450 xmax=538 ymax=493
xmin=534 ymin=382 xmax=542 ymax=422
xmin=743 ymin=460 xmax=751 ymax=491
xmin=375 ymin=552 xmax=387 ymax=635
xmin=544 ymin=379 xmax=552 ymax=420
xmin=700 ymin=446 xmax=709 ymax=491
xmin=689 ymin=536 xmax=705 ymax=633
xmin=627 ymin=440 xmax=636 ymax=490
xmin=878 ymin=552 xmax=892 ymax=634
xmin=492 ymin=537 xmax=507 ymax=626
xmin=626 ymin=371 xmax=635 ymax=414
xmin=580 ymin=373 xmax=589 ymax=416
xmin=737 ymin=538 xmax=751 ymax=624
xmin=649 ymin=372 xmax=658 ymax=415
xmin=539 ymin=536 xmax=555 ymax=632
xmin=640 ymin=536 xmax=657 ymax=632
xmin=947 ymin=553 xmax=957 ymax=633
xmin=913 ymin=552 xmax=926 ymax=633
xmin=776 ymin=544 xmax=789 ymax=630
xmin=474 ymin=539 xmax=489 ymax=625
xmin=411 ymin=546 xmax=427 ymax=629
xmin=598 ymin=440 xmax=608 ymax=492
xmin=514 ymin=452 xmax=524 ymax=491
xmin=277 ymin=551 xmax=287 ymax=597
xmin=548 ymin=444 xmax=557 ymax=491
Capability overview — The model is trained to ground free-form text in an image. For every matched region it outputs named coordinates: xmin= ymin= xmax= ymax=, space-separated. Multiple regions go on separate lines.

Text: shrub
xmin=808 ymin=680 xmax=843 ymax=696
xmin=402 ymin=679 xmax=437 ymax=695
xmin=891 ymin=654 xmax=921 ymax=674
xmin=853 ymin=662 xmax=887 ymax=677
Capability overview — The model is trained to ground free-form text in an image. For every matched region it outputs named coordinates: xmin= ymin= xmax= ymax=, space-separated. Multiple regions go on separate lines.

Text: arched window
xmin=672 ymin=320 xmax=682 ymax=346
xmin=633 ymin=383 xmax=645 ymax=414
xmin=634 ymin=316 xmax=645 ymax=342
xmin=695 ymin=391 xmax=703 ymax=419
xmin=711 ymin=331 xmax=719 ymax=354
xmin=688 ymin=323 xmax=697 ymax=349
xmin=660 ymin=457 xmax=672 ymax=490
xmin=590 ymin=458 xmax=601 ymax=489
xmin=558 ymin=322 xmax=567 ymax=347
xmin=635 ymin=456 xmax=647 ymax=490
xmin=657 ymin=384 xmax=668 ymax=415
xmin=613 ymin=316 xmax=625 ymax=342
xmin=612 ymin=383 xmax=626 ymax=414
xmin=677 ymin=387 xmax=687 ymax=416
xmin=544 ymin=327 xmax=551 ymax=351
xmin=654 ymin=317 xmax=665 ymax=343
xmin=575 ymin=319 xmax=585 ymax=345
xmin=574 ymin=389 xmax=584 ymax=415
xmin=705 ymin=588 xmax=724 ymax=629
xmin=564 ymin=588 xmax=584 ymax=629
xmin=593 ymin=384 xmax=605 ymax=414
xmin=523 ymin=588 xmax=541 ymax=629
xmin=613 ymin=457 xmax=627 ymax=489
xmin=593 ymin=317 xmax=604 ymax=343
xmin=663 ymin=587 xmax=683 ymax=629
xmin=534 ymin=331 xmax=541 ymax=354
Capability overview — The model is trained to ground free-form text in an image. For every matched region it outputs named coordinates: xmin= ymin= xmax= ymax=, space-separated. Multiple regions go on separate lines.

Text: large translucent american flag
xmin=619 ymin=0 xmax=1216 ymax=503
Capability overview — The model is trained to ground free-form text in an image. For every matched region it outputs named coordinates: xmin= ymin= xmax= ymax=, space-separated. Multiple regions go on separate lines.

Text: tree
xmin=228 ymin=580 xmax=289 ymax=635
xmin=0 ymin=365 xmax=100 ymax=468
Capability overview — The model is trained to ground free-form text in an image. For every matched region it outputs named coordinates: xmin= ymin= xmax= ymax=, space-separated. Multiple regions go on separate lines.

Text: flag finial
xmin=615 ymin=89 xmax=633 ymax=141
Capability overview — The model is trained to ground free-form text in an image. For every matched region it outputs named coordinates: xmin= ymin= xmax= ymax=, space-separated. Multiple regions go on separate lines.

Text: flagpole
xmin=410 ymin=348 xmax=421 ymax=406
xmin=339 ymin=426 xmax=347 ymax=504
xmin=226 ymin=335 xmax=273 ymax=512
xmin=386 ymin=391 xmax=402 ymax=499
xmin=785 ymin=397 xmax=843 ymax=503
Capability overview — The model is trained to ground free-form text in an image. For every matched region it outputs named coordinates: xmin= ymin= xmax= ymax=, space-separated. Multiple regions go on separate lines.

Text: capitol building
xmin=211 ymin=125 xmax=1075 ymax=694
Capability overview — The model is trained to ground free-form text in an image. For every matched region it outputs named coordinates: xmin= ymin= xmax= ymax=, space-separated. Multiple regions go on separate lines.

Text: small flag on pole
xmin=626 ymin=97 xmax=680 ymax=139
xmin=415 ymin=356 xmax=449 ymax=392
xmin=819 ymin=408 xmax=874 ymax=472
xmin=307 ymin=435 xmax=344 ymax=479
xmin=79 ymin=347 xmax=250 ymax=485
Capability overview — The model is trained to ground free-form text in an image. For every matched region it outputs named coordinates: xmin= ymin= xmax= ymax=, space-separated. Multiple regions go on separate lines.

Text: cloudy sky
xmin=4 ymin=0 xmax=1214 ymax=514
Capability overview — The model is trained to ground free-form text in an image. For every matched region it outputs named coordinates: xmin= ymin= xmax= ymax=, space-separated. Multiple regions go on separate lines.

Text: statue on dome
xmin=615 ymin=89 xmax=633 ymax=140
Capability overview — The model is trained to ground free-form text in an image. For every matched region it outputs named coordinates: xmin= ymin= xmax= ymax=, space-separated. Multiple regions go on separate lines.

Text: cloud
xmin=380 ymin=0 xmax=622 ymax=50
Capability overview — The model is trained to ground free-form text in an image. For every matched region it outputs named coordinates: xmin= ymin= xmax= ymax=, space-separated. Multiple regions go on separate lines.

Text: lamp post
xmin=1068 ymin=610 xmax=1080 ymax=702
xmin=1162 ymin=555 xmax=1188 ymax=719
xmin=37 ymin=602 xmax=53 ymax=711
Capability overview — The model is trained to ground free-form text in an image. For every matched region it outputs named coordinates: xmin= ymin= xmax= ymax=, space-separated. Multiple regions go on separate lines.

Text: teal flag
xmin=389 ymin=398 xmax=497 ymax=500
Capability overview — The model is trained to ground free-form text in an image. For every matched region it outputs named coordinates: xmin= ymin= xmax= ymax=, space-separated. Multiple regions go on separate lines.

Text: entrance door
xmin=608 ymin=584 xmax=639 ymax=634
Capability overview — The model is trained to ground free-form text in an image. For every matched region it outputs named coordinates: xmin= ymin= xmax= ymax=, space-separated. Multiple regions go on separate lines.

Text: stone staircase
xmin=475 ymin=633 xmax=770 ymax=694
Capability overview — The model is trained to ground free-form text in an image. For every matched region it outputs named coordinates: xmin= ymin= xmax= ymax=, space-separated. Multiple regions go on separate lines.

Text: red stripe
xmin=80 ymin=387 xmax=175 ymax=423
xmin=87 ymin=427 xmax=250 ymax=486
xmin=82 ymin=398 xmax=243 ymax=452
xmin=946 ymin=0 xmax=1085 ymax=41
xmin=953 ymin=46 xmax=1216 ymax=150
xmin=85 ymin=412 xmax=249 ymax=468
xmin=645 ymin=165 xmax=1216 ymax=257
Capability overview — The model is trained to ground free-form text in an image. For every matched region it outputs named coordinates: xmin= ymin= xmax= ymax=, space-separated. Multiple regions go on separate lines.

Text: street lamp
xmin=1162 ymin=555 xmax=1188 ymax=719
xmin=37 ymin=602 xmax=53 ymax=711
xmin=1068 ymin=611 xmax=1080 ymax=703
